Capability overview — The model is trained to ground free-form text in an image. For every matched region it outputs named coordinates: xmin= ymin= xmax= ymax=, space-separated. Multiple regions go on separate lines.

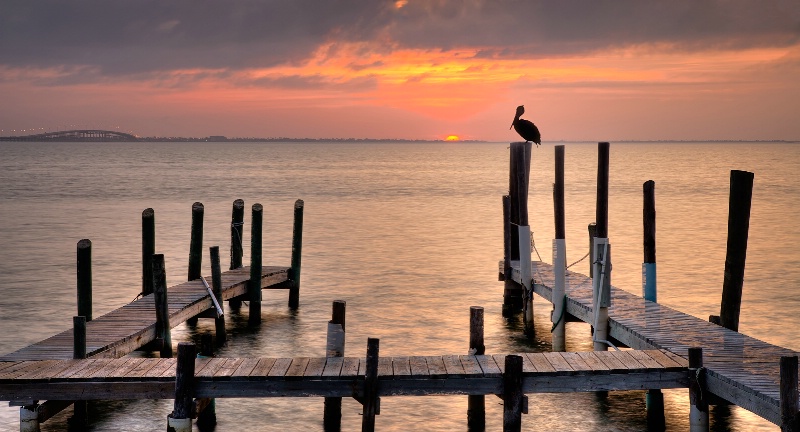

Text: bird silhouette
xmin=510 ymin=105 xmax=541 ymax=146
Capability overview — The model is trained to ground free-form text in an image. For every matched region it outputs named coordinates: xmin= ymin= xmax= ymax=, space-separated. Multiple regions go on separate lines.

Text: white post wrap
xmin=518 ymin=225 xmax=533 ymax=326
xmin=168 ymin=416 xmax=192 ymax=432
xmin=551 ymin=239 xmax=566 ymax=351
xmin=592 ymin=237 xmax=611 ymax=351
xmin=20 ymin=406 xmax=40 ymax=432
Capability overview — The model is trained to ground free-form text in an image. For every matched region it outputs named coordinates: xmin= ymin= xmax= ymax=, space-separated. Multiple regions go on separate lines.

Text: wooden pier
xmin=503 ymin=260 xmax=799 ymax=427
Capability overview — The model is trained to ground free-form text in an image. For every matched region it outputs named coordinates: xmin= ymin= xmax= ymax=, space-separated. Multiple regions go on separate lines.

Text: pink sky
xmin=2 ymin=1 xmax=799 ymax=141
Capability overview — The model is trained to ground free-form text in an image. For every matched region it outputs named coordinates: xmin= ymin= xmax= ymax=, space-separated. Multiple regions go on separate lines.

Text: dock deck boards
xmin=505 ymin=260 xmax=798 ymax=426
xmin=0 ymin=266 xmax=290 ymax=362
xmin=0 ymin=350 xmax=688 ymax=401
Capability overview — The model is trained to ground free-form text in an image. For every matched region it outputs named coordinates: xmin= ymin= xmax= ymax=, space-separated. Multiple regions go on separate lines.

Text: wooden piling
xmin=643 ymin=180 xmax=665 ymax=430
xmin=77 ymin=239 xmax=92 ymax=322
xmin=588 ymin=223 xmax=597 ymax=278
xmin=209 ymin=246 xmax=227 ymax=345
xmin=595 ymin=142 xmax=609 ymax=239
xmin=503 ymin=355 xmax=524 ymax=432
xmin=468 ymin=306 xmax=485 ymax=430
xmin=71 ymin=316 xmax=88 ymax=428
xmin=324 ymin=300 xmax=346 ymax=431
xmin=362 ymin=338 xmax=380 ymax=432
xmin=229 ymin=199 xmax=245 ymax=310
xmin=188 ymin=202 xmax=204 ymax=281
xmin=780 ymin=356 xmax=799 ymax=432
xmin=168 ymin=342 xmax=196 ymax=432
xmin=719 ymin=170 xmax=754 ymax=332
xmin=288 ymin=199 xmax=304 ymax=309
xmin=552 ymin=145 xmax=567 ymax=352
xmin=152 ymin=254 xmax=173 ymax=358
xmin=248 ymin=203 xmax=263 ymax=325
xmin=142 ymin=208 xmax=155 ymax=296
xmin=503 ymin=195 xmax=523 ymax=315
xmin=230 ymin=199 xmax=245 ymax=270
xmin=518 ymin=225 xmax=534 ymax=336
xmin=593 ymin=142 xmax=610 ymax=352
xmin=688 ymin=347 xmax=708 ymax=431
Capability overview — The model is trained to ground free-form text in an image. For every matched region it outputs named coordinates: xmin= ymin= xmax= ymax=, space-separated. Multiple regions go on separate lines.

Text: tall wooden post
xmin=229 ymin=199 xmax=245 ymax=311
xmin=142 ymin=208 xmax=155 ymax=296
xmin=230 ymin=199 xmax=245 ymax=270
xmin=288 ymin=199 xmax=304 ymax=309
xmin=593 ymin=142 xmax=610 ymax=352
xmin=719 ymin=170 xmax=754 ymax=332
xmin=152 ymin=254 xmax=173 ymax=358
xmin=468 ymin=306 xmax=485 ymax=430
xmin=209 ymin=246 xmax=226 ymax=344
xmin=552 ymin=145 xmax=567 ymax=352
xmin=642 ymin=180 xmax=665 ymax=429
xmin=168 ymin=342 xmax=196 ymax=432
xmin=362 ymin=338 xmax=380 ymax=432
xmin=77 ymin=239 xmax=92 ymax=322
xmin=248 ymin=203 xmax=263 ymax=325
xmin=503 ymin=355 xmax=524 ymax=432
xmin=324 ymin=300 xmax=346 ymax=431
xmin=186 ymin=202 xmax=204 ymax=326
xmin=689 ymin=347 xmax=708 ymax=431
xmin=503 ymin=195 xmax=522 ymax=315
xmin=780 ymin=356 xmax=799 ymax=432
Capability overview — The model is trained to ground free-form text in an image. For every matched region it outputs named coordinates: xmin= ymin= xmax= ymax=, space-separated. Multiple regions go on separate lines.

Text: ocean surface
xmin=0 ymin=141 xmax=798 ymax=431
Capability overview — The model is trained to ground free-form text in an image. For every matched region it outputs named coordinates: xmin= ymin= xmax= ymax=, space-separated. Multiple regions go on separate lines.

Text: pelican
xmin=510 ymin=105 xmax=541 ymax=146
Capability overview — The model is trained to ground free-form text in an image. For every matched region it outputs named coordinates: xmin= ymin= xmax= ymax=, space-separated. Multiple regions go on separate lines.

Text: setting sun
xmin=445 ymin=135 xmax=460 ymax=141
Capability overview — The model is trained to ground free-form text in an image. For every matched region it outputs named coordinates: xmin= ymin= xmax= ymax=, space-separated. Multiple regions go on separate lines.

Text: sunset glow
xmin=2 ymin=1 xmax=799 ymax=140
xmin=445 ymin=135 xmax=460 ymax=141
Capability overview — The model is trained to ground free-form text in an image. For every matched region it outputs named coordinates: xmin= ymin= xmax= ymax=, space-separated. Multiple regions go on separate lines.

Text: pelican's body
xmin=510 ymin=105 xmax=541 ymax=145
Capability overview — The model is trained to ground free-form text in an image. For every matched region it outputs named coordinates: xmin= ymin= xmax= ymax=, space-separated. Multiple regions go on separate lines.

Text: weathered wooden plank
xmin=645 ymin=349 xmax=684 ymax=369
xmin=628 ymin=350 xmax=665 ymax=369
xmin=409 ymin=356 xmax=429 ymax=377
xmin=231 ymin=358 xmax=261 ymax=378
xmin=143 ymin=358 xmax=176 ymax=378
xmin=340 ymin=357 xmax=360 ymax=377
xmin=196 ymin=358 xmax=225 ymax=377
xmin=542 ymin=352 xmax=574 ymax=373
xmin=560 ymin=352 xmax=593 ymax=372
xmin=460 ymin=355 xmax=483 ymax=376
xmin=425 ymin=356 xmax=448 ymax=378
xmin=525 ymin=353 xmax=556 ymax=373
xmin=575 ymin=352 xmax=609 ymax=372
xmin=442 ymin=355 xmax=466 ymax=377
xmin=475 ymin=355 xmax=502 ymax=377
xmin=377 ymin=357 xmax=393 ymax=377
xmin=304 ymin=357 xmax=326 ymax=378
xmin=322 ymin=357 xmax=344 ymax=378
xmin=248 ymin=358 xmax=277 ymax=378
xmin=392 ymin=357 xmax=411 ymax=377
xmin=216 ymin=358 xmax=245 ymax=378
xmin=268 ymin=358 xmax=293 ymax=377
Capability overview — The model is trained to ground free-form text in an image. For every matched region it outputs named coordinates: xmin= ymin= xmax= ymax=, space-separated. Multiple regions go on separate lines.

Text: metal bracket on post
xmin=592 ymin=238 xmax=611 ymax=310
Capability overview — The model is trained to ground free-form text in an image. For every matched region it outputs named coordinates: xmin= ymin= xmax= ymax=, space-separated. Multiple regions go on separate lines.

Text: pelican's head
xmin=510 ymin=105 xmax=525 ymax=129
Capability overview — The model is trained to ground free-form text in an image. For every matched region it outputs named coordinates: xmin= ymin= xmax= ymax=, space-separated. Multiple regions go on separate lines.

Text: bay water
xmin=0 ymin=141 xmax=798 ymax=431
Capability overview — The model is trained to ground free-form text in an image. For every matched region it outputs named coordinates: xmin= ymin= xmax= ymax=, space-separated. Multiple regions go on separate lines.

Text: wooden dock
xmin=0 ymin=349 xmax=688 ymax=402
xmin=0 ymin=265 xmax=289 ymax=362
xmin=504 ymin=259 xmax=799 ymax=427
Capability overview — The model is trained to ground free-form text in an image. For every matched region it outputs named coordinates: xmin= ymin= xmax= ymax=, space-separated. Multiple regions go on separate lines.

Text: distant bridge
xmin=0 ymin=130 xmax=138 ymax=142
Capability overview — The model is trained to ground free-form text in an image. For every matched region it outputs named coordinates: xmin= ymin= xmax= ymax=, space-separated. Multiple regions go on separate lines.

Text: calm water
xmin=0 ymin=141 xmax=798 ymax=431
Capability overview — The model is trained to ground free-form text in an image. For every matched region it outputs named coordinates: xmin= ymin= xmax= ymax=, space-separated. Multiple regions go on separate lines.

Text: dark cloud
xmin=1 ymin=0 xmax=798 ymax=76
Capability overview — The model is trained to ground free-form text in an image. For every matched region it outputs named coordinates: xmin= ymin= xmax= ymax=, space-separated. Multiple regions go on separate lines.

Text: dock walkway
xmin=505 ymin=259 xmax=798 ymax=426
xmin=0 ymin=349 xmax=688 ymax=402
xmin=0 ymin=266 xmax=289 ymax=362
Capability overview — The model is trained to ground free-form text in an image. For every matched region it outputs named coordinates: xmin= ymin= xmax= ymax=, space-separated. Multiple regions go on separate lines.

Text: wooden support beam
xmin=288 ymin=199 xmax=304 ymax=309
xmin=468 ymin=306 xmax=486 ymax=430
xmin=780 ymin=356 xmax=799 ymax=432
xmin=210 ymin=246 xmax=226 ymax=345
xmin=362 ymin=338 xmax=380 ymax=432
xmin=325 ymin=300 xmax=346 ymax=431
xmin=503 ymin=355 xmax=524 ymax=432
xmin=248 ymin=203 xmax=263 ymax=325
xmin=595 ymin=142 xmax=610 ymax=238
xmin=229 ymin=199 xmax=245 ymax=310
xmin=689 ymin=347 xmax=708 ymax=431
xmin=77 ymin=239 xmax=92 ymax=322
xmin=142 ymin=208 xmax=155 ymax=296
xmin=169 ymin=342 xmax=196 ymax=432
xmin=152 ymin=254 xmax=173 ymax=358
xmin=186 ymin=202 xmax=204 ymax=327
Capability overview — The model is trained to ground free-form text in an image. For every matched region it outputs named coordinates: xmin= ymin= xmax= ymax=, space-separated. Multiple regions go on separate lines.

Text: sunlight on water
xmin=0 ymin=141 xmax=797 ymax=431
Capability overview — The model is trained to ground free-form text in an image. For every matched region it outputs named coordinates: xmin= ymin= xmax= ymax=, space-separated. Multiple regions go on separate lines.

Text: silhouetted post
xmin=288 ymin=199 xmax=304 ymax=309
xmin=230 ymin=199 xmax=245 ymax=270
xmin=588 ymin=223 xmax=597 ymax=277
xmin=362 ymin=338 xmax=380 ymax=432
xmin=519 ymin=224 xmax=534 ymax=336
xmin=77 ymin=239 xmax=92 ymax=321
xmin=552 ymin=145 xmax=567 ymax=352
xmin=503 ymin=355 xmax=524 ymax=432
xmin=503 ymin=195 xmax=522 ymax=315
xmin=719 ymin=170 xmax=754 ymax=332
xmin=70 ymin=316 xmax=88 ymax=428
xmin=642 ymin=180 xmax=665 ymax=430
xmin=248 ymin=203 xmax=263 ymax=325
xmin=324 ymin=300 xmax=346 ymax=431
xmin=468 ymin=306 xmax=485 ymax=430
xmin=780 ymin=356 xmax=799 ymax=432
xmin=229 ymin=199 xmax=245 ymax=311
xmin=592 ymin=143 xmax=611 ymax=352
xmin=186 ymin=202 xmax=204 ymax=326
xmin=142 ymin=208 xmax=155 ymax=296
xmin=688 ymin=347 xmax=708 ymax=431
xmin=168 ymin=342 xmax=196 ymax=432
xmin=210 ymin=246 xmax=226 ymax=344
xmin=196 ymin=333 xmax=217 ymax=428
xmin=152 ymin=254 xmax=173 ymax=358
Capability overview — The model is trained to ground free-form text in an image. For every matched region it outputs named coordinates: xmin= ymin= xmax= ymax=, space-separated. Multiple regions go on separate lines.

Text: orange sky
xmin=2 ymin=1 xmax=799 ymax=140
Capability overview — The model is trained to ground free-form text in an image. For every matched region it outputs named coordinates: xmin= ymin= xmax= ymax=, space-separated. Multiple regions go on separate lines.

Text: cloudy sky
xmin=2 ymin=0 xmax=799 ymax=140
